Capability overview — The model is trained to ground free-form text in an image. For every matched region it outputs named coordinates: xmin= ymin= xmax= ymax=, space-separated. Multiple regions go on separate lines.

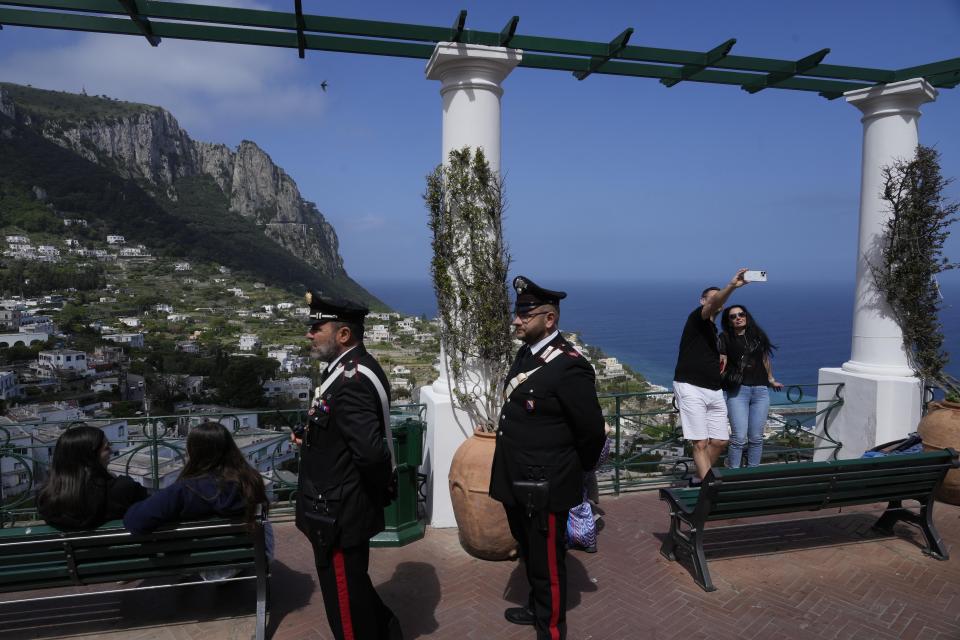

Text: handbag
xmin=720 ymin=357 xmax=744 ymax=391
xmin=719 ymin=333 xmax=745 ymax=391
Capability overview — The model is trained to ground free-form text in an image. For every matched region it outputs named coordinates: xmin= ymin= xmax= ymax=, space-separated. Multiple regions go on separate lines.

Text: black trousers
xmin=505 ymin=505 xmax=570 ymax=640
xmin=312 ymin=540 xmax=401 ymax=640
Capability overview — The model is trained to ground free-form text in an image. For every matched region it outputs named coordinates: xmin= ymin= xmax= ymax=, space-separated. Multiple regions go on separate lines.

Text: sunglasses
xmin=728 ymin=312 xmax=746 ymax=319
xmin=516 ymin=311 xmax=549 ymax=322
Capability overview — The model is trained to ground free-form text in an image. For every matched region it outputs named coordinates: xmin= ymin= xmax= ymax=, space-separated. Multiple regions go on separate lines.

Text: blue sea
xmin=365 ymin=279 xmax=960 ymax=390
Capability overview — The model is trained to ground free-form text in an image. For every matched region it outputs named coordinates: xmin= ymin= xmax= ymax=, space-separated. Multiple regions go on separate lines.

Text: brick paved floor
xmin=3 ymin=492 xmax=959 ymax=639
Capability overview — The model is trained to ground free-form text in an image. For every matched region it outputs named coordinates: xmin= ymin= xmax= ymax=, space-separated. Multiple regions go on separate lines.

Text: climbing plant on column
xmin=872 ymin=144 xmax=959 ymax=398
xmin=425 ymin=146 xmax=513 ymax=431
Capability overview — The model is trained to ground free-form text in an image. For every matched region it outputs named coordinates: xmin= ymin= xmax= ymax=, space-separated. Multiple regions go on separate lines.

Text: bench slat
xmin=708 ymin=483 xmax=937 ymax=518
xmin=713 ymin=471 xmax=944 ymax=504
xmin=72 ymin=536 xmax=254 ymax=561
xmin=711 ymin=461 xmax=953 ymax=492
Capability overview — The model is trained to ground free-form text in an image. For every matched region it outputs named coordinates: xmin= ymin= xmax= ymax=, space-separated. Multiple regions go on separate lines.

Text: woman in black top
xmin=719 ymin=305 xmax=783 ymax=468
xmin=38 ymin=425 xmax=147 ymax=530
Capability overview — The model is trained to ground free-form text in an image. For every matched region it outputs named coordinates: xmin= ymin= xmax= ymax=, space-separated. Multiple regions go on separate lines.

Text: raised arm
xmin=701 ymin=268 xmax=749 ymax=320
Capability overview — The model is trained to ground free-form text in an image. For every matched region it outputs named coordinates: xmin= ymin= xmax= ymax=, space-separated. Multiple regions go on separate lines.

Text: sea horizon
xmin=362 ymin=278 xmax=960 ymax=390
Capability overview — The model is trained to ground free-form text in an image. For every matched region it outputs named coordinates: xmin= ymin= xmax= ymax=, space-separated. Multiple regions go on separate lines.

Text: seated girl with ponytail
xmin=124 ymin=421 xmax=273 ymax=564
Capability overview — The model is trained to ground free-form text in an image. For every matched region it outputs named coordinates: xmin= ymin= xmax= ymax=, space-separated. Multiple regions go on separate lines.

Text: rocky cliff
xmin=0 ymin=83 xmax=355 ymax=288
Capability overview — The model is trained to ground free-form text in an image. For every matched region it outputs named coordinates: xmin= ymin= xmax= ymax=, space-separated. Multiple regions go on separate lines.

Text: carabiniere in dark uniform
xmin=490 ymin=276 xmax=606 ymax=640
xmin=294 ymin=291 xmax=402 ymax=640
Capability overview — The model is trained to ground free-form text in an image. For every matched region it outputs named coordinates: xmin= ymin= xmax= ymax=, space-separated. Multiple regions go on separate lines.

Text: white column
xmin=420 ymin=42 xmax=521 ymax=527
xmin=843 ymin=78 xmax=937 ymax=377
xmin=815 ymin=79 xmax=936 ymax=460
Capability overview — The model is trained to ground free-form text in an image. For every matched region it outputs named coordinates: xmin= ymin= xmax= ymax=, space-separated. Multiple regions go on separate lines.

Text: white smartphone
xmin=744 ymin=270 xmax=767 ymax=282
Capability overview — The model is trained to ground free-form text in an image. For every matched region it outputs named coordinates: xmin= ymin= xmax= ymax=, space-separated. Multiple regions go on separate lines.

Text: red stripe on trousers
xmin=332 ymin=548 xmax=356 ymax=640
xmin=546 ymin=512 xmax=561 ymax=640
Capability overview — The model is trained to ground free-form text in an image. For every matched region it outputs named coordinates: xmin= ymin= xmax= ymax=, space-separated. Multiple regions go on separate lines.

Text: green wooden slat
xmin=76 ymin=548 xmax=254 ymax=577
xmin=710 ymin=451 xmax=953 ymax=481
xmin=718 ymin=470 xmax=943 ymax=500
xmin=0 ymin=550 xmax=68 ymax=567
xmin=0 ymin=1 xmax=954 ymax=102
xmin=74 ymin=537 xmax=253 ymax=560
xmin=0 ymin=563 xmax=70 ymax=584
xmin=661 ymin=38 xmax=737 ymax=88
xmin=711 ymin=480 xmax=936 ymax=514
xmin=895 ymin=56 xmax=960 ymax=81
xmin=712 ymin=463 xmax=951 ymax=493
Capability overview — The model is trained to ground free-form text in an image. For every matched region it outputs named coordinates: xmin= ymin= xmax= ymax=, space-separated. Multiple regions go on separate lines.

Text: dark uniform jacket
xmin=489 ymin=333 xmax=606 ymax=513
xmin=295 ymin=344 xmax=393 ymax=548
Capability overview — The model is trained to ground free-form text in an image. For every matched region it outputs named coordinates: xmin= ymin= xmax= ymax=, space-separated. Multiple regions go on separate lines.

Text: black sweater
xmin=39 ymin=475 xmax=148 ymax=530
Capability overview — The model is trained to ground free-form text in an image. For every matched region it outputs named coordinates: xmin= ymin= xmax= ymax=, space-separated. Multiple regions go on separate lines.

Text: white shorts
xmin=673 ymin=381 xmax=729 ymax=441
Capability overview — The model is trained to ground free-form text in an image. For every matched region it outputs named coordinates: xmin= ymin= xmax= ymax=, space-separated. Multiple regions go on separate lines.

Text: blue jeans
xmin=724 ymin=385 xmax=770 ymax=468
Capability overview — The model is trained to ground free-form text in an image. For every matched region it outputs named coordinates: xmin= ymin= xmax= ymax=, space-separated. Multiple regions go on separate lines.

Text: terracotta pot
xmin=917 ymin=400 xmax=960 ymax=505
xmin=448 ymin=430 xmax=517 ymax=560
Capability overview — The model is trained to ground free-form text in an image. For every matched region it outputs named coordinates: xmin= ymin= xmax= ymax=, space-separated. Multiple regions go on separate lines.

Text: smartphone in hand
xmin=744 ymin=270 xmax=767 ymax=282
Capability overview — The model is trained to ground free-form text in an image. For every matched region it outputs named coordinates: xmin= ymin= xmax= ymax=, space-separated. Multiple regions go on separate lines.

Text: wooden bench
xmin=0 ymin=515 xmax=270 ymax=639
xmin=659 ymin=449 xmax=959 ymax=592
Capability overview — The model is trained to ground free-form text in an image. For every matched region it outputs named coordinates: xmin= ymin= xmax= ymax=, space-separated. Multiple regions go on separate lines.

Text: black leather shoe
xmin=504 ymin=607 xmax=536 ymax=626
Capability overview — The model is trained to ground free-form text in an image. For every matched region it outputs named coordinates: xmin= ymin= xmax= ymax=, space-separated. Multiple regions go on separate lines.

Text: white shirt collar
xmin=530 ymin=330 xmax=560 ymax=358
xmin=326 ymin=345 xmax=358 ymax=373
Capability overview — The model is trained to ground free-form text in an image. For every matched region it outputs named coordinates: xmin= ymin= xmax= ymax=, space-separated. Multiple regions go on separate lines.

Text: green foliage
xmin=873 ymin=145 xmax=959 ymax=395
xmin=214 ymin=356 xmax=279 ymax=408
xmin=0 ymin=83 xmax=156 ymax=125
xmin=57 ymin=303 xmax=93 ymax=334
xmin=426 ymin=147 xmax=513 ymax=429
xmin=0 ymin=261 xmax=105 ymax=297
xmin=0 ymin=180 xmax=61 ymax=232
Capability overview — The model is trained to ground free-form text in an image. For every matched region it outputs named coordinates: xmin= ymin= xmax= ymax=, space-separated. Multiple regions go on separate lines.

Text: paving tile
xmin=3 ymin=494 xmax=960 ymax=639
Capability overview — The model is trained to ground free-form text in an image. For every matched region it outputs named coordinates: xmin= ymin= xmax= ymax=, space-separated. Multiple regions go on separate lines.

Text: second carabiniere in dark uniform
xmin=490 ymin=276 xmax=606 ymax=640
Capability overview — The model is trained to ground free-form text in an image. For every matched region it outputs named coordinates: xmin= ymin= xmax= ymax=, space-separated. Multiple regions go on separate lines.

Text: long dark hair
xmin=721 ymin=304 xmax=777 ymax=356
xmin=38 ymin=425 xmax=111 ymax=522
xmin=179 ymin=421 xmax=267 ymax=526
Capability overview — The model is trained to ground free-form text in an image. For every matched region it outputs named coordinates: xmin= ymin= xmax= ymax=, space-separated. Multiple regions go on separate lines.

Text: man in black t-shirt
xmin=673 ymin=269 xmax=749 ymax=482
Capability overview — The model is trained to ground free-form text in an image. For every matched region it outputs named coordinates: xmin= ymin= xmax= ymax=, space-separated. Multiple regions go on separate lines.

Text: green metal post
xmin=372 ymin=419 xmax=426 ymax=547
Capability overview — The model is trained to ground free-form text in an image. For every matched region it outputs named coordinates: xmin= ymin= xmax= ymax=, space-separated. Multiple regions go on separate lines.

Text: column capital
xmin=425 ymin=42 xmax=523 ymax=95
xmin=845 ymin=78 xmax=938 ymax=122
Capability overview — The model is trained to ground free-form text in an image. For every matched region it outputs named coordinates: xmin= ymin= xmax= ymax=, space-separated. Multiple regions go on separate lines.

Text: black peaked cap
xmin=513 ymin=275 xmax=567 ymax=313
xmin=304 ymin=290 xmax=368 ymax=325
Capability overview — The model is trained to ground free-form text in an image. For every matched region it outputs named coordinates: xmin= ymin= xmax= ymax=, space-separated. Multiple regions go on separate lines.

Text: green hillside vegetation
xmin=0 ymin=111 xmax=380 ymax=306
xmin=1 ymin=82 xmax=156 ymax=124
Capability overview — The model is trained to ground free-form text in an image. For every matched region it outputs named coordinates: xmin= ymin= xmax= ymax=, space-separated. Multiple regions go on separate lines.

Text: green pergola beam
xmin=661 ymin=38 xmax=736 ymax=88
xmin=0 ymin=0 xmax=903 ymax=83
xmin=573 ymin=27 xmax=633 ymax=81
xmin=450 ymin=9 xmax=466 ymax=43
xmin=294 ymin=0 xmax=306 ymax=59
xmin=499 ymin=15 xmax=519 ymax=47
xmin=0 ymin=6 xmax=879 ymax=97
xmin=0 ymin=1 xmax=954 ymax=98
xmin=741 ymin=48 xmax=831 ymax=93
xmin=117 ymin=0 xmax=160 ymax=47
xmin=894 ymin=56 xmax=960 ymax=82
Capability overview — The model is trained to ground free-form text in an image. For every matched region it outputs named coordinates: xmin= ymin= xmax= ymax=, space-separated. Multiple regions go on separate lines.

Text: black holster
xmin=513 ymin=479 xmax=550 ymax=529
xmin=302 ymin=496 xmax=340 ymax=564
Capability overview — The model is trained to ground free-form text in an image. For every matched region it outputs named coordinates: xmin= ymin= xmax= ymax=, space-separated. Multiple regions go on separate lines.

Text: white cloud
xmin=0 ymin=30 xmax=325 ymax=136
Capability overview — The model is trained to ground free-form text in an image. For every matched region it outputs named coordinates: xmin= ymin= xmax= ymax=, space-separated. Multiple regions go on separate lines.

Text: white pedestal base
xmin=419 ymin=384 xmax=472 ymax=528
xmin=814 ymin=367 xmax=923 ymax=461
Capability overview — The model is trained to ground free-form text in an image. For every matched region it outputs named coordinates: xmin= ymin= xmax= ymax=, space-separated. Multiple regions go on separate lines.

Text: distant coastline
xmin=363 ymin=278 xmax=960 ymax=389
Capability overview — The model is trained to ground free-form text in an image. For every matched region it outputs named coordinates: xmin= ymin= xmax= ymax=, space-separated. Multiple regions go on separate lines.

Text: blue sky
xmin=1 ymin=0 xmax=958 ymax=287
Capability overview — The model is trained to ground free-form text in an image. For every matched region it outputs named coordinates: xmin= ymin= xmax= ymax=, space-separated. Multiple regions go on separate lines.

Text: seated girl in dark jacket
xmin=38 ymin=424 xmax=148 ymax=530
xmin=124 ymin=421 xmax=270 ymax=543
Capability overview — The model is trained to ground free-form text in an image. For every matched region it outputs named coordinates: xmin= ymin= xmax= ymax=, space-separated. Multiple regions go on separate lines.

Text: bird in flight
xmin=321 ymin=81 xmax=328 ymax=92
